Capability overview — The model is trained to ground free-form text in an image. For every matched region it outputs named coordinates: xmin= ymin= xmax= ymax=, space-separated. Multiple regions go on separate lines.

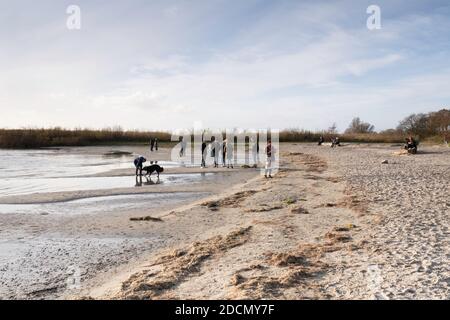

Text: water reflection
xmin=135 ymin=175 xmax=162 ymax=187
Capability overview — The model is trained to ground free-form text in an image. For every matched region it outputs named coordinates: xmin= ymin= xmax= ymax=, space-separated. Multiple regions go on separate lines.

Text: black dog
xmin=141 ymin=164 xmax=164 ymax=178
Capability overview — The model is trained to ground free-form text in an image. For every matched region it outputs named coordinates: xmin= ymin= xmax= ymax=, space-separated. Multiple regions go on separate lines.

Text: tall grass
xmin=278 ymin=129 xmax=405 ymax=144
xmin=0 ymin=128 xmax=171 ymax=149
xmin=0 ymin=127 xmax=428 ymax=149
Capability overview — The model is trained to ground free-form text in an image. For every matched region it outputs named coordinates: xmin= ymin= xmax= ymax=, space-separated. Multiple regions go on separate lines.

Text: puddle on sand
xmin=0 ymin=192 xmax=209 ymax=215
xmin=0 ymin=173 xmax=217 ymax=197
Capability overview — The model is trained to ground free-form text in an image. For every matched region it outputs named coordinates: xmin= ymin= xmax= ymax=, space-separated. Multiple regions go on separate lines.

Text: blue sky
xmin=1 ymin=0 xmax=449 ymax=132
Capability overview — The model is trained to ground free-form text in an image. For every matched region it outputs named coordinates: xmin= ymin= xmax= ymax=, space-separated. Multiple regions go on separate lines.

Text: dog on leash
xmin=141 ymin=164 xmax=164 ymax=178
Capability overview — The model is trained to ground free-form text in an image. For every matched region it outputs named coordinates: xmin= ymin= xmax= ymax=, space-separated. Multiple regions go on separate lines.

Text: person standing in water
xmin=264 ymin=139 xmax=275 ymax=178
xmin=134 ymin=155 xmax=147 ymax=176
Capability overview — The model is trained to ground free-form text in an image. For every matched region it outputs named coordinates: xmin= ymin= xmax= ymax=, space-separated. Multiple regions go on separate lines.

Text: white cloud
xmin=0 ymin=1 xmax=449 ymax=131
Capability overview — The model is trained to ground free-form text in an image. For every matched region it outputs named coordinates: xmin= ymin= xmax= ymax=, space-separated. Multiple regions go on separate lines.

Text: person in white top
xmin=264 ymin=139 xmax=275 ymax=178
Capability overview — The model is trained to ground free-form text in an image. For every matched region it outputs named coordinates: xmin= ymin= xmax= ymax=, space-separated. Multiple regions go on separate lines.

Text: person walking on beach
xmin=250 ymin=137 xmax=259 ymax=168
xmin=179 ymin=136 xmax=186 ymax=157
xmin=201 ymin=140 xmax=207 ymax=168
xmin=264 ymin=139 xmax=275 ymax=178
xmin=134 ymin=155 xmax=147 ymax=176
xmin=211 ymin=137 xmax=219 ymax=168
xmin=222 ymin=139 xmax=227 ymax=167
xmin=150 ymin=138 xmax=155 ymax=152
xmin=154 ymin=138 xmax=159 ymax=151
xmin=226 ymin=139 xmax=234 ymax=168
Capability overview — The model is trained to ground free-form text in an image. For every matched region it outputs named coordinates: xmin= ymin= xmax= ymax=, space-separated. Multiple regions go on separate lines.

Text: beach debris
xmin=116 ymin=226 xmax=252 ymax=299
xmin=203 ymin=201 xmax=220 ymax=211
xmin=332 ymin=224 xmax=357 ymax=232
xmin=103 ymin=150 xmax=133 ymax=156
xmin=228 ymin=243 xmax=330 ymax=299
xmin=230 ymin=274 xmax=245 ymax=286
xmin=381 ymin=159 xmax=389 ymax=164
xmin=324 ymin=231 xmax=352 ymax=243
xmin=129 ymin=216 xmax=163 ymax=222
xmin=283 ymin=197 xmax=297 ymax=205
xmin=326 ymin=176 xmax=341 ymax=183
xmin=295 ymin=154 xmax=328 ymax=173
xmin=201 ymin=190 xmax=259 ymax=209
xmin=245 ymin=204 xmax=283 ymax=213
xmin=266 ymin=252 xmax=307 ymax=267
xmin=290 ymin=206 xmax=309 ymax=214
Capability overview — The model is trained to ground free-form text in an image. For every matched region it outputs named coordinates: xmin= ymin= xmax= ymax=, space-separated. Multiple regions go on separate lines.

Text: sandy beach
xmin=0 ymin=143 xmax=448 ymax=300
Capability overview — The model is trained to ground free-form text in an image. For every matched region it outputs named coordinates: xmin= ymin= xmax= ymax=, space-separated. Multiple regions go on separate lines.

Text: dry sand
xmin=1 ymin=143 xmax=448 ymax=300
xmin=78 ymin=143 xmax=449 ymax=300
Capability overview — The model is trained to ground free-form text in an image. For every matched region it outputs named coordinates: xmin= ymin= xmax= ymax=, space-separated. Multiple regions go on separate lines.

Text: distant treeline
xmin=278 ymin=130 xmax=406 ymax=144
xmin=0 ymin=128 xmax=171 ymax=149
xmin=0 ymin=109 xmax=448 ymax=148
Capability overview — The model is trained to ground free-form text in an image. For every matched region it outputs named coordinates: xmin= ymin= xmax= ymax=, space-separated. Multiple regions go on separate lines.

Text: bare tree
xmin=396 ymin=113 xmax=429 ymax=136
xmin=345 ymin=117 xmax=375 ymax=134
xmin=327 ymin=123 xmax=338 ymax=134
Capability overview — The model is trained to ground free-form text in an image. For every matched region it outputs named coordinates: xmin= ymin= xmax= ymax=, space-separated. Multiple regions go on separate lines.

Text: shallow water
xmin=0 ymin=148 xmax=208 ymax=197
xmin=0 ymin=173 xmax=215 ymax=197
xmin=0 ymin=192 xmax=208 ymax=215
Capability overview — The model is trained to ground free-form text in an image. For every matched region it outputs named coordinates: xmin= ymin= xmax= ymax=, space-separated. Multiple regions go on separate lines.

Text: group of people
xmin=318 ymin=136 xmax=341 ymax=147
xmin=135 ymin=136 xmax=276 ymax=180
xmin=199 ymin=138 xmax=237 ymax=169
xmin=179 ymin=136 xmax=275 ymax=178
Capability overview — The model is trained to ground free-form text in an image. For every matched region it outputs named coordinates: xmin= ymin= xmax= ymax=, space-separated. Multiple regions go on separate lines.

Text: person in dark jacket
xmin=150 ymin=138 xmax=155 ymax=152
xmin=318 ymin=136 xmax=324 ymax=145
xmin=134 ymin=155 xmax=147 ymax=176
xmin=201 ymin=141 xmax=207 ymax=168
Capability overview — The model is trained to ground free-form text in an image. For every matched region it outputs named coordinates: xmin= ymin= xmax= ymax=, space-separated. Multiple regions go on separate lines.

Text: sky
xmin=1 ymin=0 xmax=450 ymax=132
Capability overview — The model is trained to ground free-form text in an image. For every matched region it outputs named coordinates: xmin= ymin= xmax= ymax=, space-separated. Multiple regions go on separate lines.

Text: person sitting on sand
xmin=404 ymin=136 xmax=418 ymax=154
xmin=318 ymin=136 xmax=324 ymax=146
xmin=265 ymin=139 xmax=275 ymax=178
xmin=134 ymin=155 xmax=147 ymax=176
xmin=331 ymin=137 xmax=341 ymax=148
